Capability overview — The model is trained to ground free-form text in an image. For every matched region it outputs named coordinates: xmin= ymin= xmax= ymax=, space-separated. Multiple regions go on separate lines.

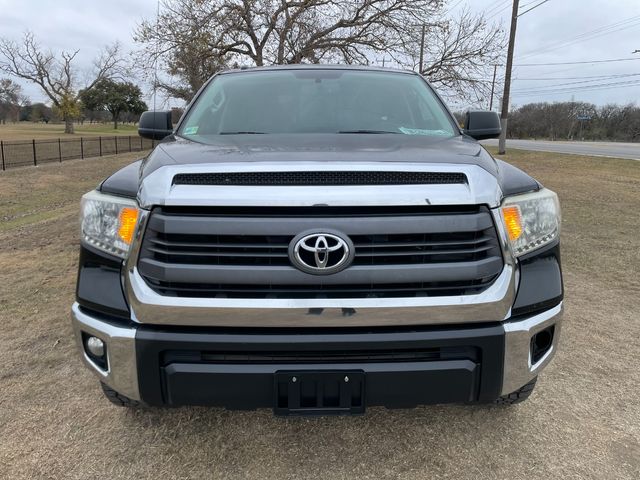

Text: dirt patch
xmin=0 ymin=150 xmax=639 ymax=479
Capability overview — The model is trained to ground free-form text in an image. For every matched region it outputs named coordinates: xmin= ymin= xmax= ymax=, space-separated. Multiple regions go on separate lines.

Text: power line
xmin=517 ymin=0 xmax=551 ymax=17
xmin=518 ymin=1 xmax=539 ymax=9
xmin=515 ymin=57 xmax=640 ymax=66
xmin=485 ymin=0 xmax=511 ymax=15
xmin=486 ymin=0 xmax=508 ymax=10
xmin=518 ymin=15 xmax=640 ymax=59
xmin=512 ymin=83 xmax=640 ymax=98
xmin=464 ymin=73 xmax=639 ymax=85
xmin=487 ymin=5 xmax=512 ymax=21
xmin=514 ymin=73 xmax=640 ymax=81
xmin=485 ymin=0 xmax=512 ymax=21
xmin=513 ymin=79 xmax=640 ymax=94
xmin=521 ymin=15 xmax=640 ymax=57
xmin=513 ymin=73 xmax=640 ymax=89
xmin=442 ymin=0 xmax=465 ymax=15
xmin=512 ymin=79 xmax=640 ymax=96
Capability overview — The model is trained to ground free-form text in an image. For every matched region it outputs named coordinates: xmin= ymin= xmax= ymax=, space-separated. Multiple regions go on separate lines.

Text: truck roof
xmin=218 ymin=64 xmax=418 ymax=76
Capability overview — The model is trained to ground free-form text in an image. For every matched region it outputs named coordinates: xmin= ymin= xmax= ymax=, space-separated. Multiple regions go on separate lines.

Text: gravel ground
xmin=0 ymin=150 xmax=638 ymax=479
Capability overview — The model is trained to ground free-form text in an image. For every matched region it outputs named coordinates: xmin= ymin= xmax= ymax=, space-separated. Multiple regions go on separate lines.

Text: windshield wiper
xmin=219 ymin=131 xmax=266 ymax=135
xmin=337 ymin=129 xmax=399 ymax=134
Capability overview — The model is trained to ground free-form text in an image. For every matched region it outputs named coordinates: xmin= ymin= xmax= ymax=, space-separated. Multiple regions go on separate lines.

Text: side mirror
xmin=463 ymin=110 xmax=502 ymax=140
xmin=138 ymin=111 xmax=173 ymax=140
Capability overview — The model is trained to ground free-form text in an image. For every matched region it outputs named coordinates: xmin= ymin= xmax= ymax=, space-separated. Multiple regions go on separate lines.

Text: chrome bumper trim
xmin=125 ymin=264 xmax=515 ymax=327
xmin=501 ymin=302 xmax=563 ymax=395
xmin=71 ymin=303 xmax=140 ymax=401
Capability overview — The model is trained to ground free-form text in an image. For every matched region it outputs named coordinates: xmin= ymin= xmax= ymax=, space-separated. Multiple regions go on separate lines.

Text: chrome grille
xmin=138 ymin=206 xmax=503 ymax=299
xmin=143 ymin=231 xmax=497 ymax=266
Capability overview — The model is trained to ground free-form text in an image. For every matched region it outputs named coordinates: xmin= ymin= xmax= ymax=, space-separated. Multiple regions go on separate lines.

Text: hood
xmin=99 ymin=134 xmax=540 ymax=201
xmin=140 ymin=134 xmax=499 ymax=180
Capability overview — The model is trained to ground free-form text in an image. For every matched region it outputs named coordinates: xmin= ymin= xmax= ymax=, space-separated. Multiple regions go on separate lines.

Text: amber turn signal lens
xmin=502 ymin=205 xmax=523 ymax=241
xmin=118 ymin=207 xmax=139 ymax=245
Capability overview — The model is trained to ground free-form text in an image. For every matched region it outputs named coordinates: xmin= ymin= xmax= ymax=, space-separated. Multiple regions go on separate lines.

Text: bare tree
xmin=135 ymin=0 xmax=504 ymax=102
xmin=507 ymin=101 xmax=640 ymax=142
xmin=0 ymin=78 xmax=24 ymax=123
xmin=0 ymin=78 xmax=21 ymax=102
xmin=0 ymin=32 xmax=124 ymax=133
xmin=413 ymin=9 xmax=504 ymax=103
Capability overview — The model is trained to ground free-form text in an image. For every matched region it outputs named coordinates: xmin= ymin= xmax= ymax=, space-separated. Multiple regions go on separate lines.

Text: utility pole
xmin=419 ymin=24 xmax=426 ymax=74
xmin=489 ymin=65 xmax=498 ymax=110
xmin=498 ymin=0 xmax=520 ymax=154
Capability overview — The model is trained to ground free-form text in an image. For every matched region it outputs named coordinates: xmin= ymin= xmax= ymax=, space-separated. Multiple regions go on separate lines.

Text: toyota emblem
xmin=289 ymin=230 xmax=355 ymax=275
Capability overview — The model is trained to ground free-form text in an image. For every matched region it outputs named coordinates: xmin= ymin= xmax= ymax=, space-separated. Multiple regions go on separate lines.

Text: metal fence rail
xmin=0 ymin=136 xmax=156 ymax=170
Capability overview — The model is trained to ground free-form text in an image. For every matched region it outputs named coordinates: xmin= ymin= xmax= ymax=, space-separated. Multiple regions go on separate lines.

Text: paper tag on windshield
xmin=399 ymin=127 xmax=450 ymax=136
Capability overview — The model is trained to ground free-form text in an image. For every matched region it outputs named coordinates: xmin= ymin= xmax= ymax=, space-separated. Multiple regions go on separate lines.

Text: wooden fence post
xmin=32 ymin=139 xmax=37 ymax=166
xmin=80 ymin=137 xmax=84 ymax=159
xmin=115 ymin=136 xmax=118 ymax=154
xmin=99 ymin=136 xmax=102 ymax=156
xmin=1 ymin=140 xmax=5 ymax=171
xmin=128 ymin=136 xmax=132 ymax=152
xmin=58 ymin=138 xmax=62 ymax=162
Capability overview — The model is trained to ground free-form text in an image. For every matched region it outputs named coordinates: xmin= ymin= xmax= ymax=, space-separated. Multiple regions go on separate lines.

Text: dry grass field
xmin=0 ymin=122 xmax=138 ymax=141
xmin=0 ymin=149 xmax=638 ymax=479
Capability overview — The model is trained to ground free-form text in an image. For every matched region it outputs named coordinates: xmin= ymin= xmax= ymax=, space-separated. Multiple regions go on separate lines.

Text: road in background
xmin=483 ymin=139 xmax=640 ymax=160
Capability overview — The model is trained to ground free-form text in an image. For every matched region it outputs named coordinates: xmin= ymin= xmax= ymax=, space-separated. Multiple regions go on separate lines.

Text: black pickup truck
xmin=73 ymin=65 xmax=563 ymax=414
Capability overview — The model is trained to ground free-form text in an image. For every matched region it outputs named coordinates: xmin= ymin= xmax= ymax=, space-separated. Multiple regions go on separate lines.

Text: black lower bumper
xmin=135 ymin=323 xmax=505 ymax=412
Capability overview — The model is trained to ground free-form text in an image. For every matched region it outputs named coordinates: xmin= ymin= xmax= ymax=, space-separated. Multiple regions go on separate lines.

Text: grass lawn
xmin=0 ymin=122 xmax=138 ymax=141
xmin=0 ymin=149 xmax=638 ymax=479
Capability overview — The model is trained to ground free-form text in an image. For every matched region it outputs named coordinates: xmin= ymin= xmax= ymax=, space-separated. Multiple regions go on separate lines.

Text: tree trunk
xmin=64 ymin=117 xmax=74 ymax=134
xmin=254 ymin=46 xmax=264 ymax=66
xmin=113 ymin=116 xmax=118 ymax=130
xmin=277 ymin=34 xmax=286 ymax=64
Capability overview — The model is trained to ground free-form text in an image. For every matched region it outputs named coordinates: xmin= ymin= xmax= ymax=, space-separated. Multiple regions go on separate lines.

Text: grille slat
xmin=355 ymin=245 xmax=495 ymax=257
xmin=138 ymin=205 xmax=503 ymax=299
xmin=147 ymin=247 xmax=289 ymax=258
xmin=173 ymin=171 xmax=467 ymax=186
xmin=353 ymin=236 xmax=493 ymax=248
xmin=149 ymin=238 xmax=290 ymax=249
xmin=148 ymin=235 xmax=493 ymax=259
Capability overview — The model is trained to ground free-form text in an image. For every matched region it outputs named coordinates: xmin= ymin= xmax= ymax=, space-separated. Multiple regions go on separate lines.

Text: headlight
xmin=500 ymin=188 xmax=560 ymax=257
xmin=80 ymin=190 xmax=140 ymax=259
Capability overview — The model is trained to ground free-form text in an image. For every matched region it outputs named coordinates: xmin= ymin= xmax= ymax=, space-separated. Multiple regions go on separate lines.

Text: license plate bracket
xmin=274 ymin=371 xmax=365 ymax=416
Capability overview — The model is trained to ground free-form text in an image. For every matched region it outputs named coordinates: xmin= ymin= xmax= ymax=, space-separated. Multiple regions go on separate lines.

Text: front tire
xmin=101 ymin=382 xmax=141 ymax=408
xmin=495 ymin=377 xmax=537 ymax=405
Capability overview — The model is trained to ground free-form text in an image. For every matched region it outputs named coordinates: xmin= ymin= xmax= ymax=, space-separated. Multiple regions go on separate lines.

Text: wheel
xmin=495 ymin=377 xmax=537 ymax=405
xmin=101 ymin=382 xmax=141 ymax=408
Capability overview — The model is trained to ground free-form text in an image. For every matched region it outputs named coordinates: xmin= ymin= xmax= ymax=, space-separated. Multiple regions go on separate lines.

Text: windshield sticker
xmin=183 ymin=126 xmax=199 ymax=135
xmin=399 ymin=127 xmax=451 ymax=136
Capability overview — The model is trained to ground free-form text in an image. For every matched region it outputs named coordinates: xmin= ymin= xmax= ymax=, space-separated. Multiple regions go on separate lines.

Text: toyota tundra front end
xmin=72 ymin=66 xmax=563 ymax=414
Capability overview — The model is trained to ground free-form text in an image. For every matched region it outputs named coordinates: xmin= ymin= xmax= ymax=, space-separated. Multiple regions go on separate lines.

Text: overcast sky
xmin=1 ymin=0 xmax=639 ymax=110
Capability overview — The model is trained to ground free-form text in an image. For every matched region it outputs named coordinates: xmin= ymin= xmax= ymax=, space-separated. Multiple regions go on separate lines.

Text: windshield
xmin=178 ymin=69 xmax=458 ymax=139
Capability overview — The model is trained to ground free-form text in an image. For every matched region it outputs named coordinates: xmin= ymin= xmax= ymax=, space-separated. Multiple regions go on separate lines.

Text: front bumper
xmin=72 ymin=302 xmax=562 ymax=407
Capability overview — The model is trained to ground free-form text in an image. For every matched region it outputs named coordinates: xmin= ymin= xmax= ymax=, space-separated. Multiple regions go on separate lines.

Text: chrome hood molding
xmin=138 ymin=161 xmax=503 ymax=209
